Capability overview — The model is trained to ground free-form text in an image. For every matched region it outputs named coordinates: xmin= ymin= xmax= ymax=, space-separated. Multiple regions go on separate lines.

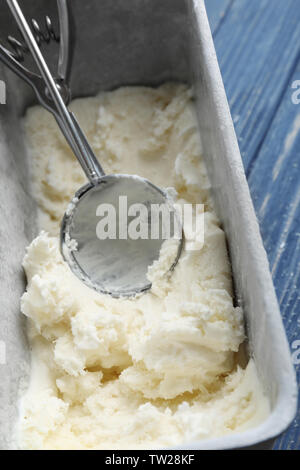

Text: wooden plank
xmin=206 ymin=0 xmax=300 ymax=449
xmin=212 ymin=0 xmax=300 ymax=172
xmin=248 ymin=68 xmax=300 ymax=450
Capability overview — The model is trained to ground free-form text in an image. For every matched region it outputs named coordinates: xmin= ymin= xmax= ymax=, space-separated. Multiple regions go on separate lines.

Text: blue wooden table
xmin=205 ymin=0 xmax=300 ymax=450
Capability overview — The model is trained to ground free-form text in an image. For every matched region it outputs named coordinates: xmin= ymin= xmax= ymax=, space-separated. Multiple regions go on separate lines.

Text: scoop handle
xmin=6 ymin=0 xmax=105 ymax=183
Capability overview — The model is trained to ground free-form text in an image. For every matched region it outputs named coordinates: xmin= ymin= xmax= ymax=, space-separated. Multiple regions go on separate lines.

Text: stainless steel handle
xmin=57 ymin=0 xmax=72 ymax=82
xmin=6 ymin=0 xmax=105 ymax=183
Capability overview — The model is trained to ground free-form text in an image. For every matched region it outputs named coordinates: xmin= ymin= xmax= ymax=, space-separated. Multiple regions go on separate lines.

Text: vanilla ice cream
xmin=18 ymin=84 xmax=269 ymax=450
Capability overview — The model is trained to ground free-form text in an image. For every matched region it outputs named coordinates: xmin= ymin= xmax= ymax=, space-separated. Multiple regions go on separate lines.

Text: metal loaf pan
xmin=0 ymin=0 xmax=297 ymax=450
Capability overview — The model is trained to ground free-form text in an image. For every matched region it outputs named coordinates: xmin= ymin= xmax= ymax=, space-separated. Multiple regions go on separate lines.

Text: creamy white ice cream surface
xmin=18 ymin=83 xmax=269 ymax=450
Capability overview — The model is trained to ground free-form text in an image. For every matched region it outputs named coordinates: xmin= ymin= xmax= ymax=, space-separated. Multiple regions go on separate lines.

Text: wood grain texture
xmin=203 ymin=0 xmax=233 ymax=34
xmin=205 ymin=0 xmax=300 ymax=450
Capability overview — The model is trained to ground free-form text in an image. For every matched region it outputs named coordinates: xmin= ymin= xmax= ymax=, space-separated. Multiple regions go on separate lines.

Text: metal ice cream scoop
xmin=0 ymin=0 xmax=183 ymax=296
